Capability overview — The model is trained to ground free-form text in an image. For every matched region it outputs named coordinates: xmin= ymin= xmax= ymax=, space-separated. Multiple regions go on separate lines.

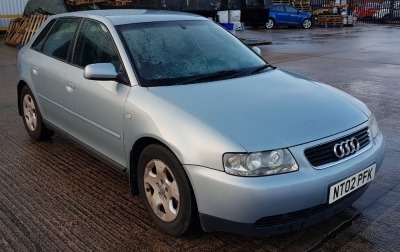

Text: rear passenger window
xmin=41 ymin=18 xmax=81 ymax=61
xmin=72 ymin=20 xmax=121 ymax=70
xmin=31 ymin=19 xmax=56 ymax=51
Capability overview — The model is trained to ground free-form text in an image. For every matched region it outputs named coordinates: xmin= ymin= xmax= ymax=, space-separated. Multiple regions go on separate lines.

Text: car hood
xmin=148 ymin=69 xmax=369 ymax=152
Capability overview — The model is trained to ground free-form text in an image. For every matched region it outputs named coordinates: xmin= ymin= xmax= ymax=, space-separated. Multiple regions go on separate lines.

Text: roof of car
xmin=51 ymin=9 xmax=208 ymax=26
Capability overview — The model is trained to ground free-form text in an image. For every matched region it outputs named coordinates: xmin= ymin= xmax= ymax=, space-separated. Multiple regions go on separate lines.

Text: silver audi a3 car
xmin=17 ymin=10 xmax=385 ymax=236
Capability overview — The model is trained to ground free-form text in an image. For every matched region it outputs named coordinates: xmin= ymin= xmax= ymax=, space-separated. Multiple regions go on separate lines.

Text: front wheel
xmin=266 ymin=18 xmax=275 ymax=29
xmin=20 ymin=85 xmax=53 ymax=141
xmin=302 ymin=19 xmax=312 ymax=29
xmin=137 ymin=144 xmax=197 ymax=236
xmin=383 ymin=14 xmax=392 ymax=24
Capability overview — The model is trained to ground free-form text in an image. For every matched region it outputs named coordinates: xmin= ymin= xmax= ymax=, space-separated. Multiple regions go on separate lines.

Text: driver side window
xmin=285 ymin=6 xmax=298 ymax=13
xmin=72 ymin=20 xmax=121 ymax=70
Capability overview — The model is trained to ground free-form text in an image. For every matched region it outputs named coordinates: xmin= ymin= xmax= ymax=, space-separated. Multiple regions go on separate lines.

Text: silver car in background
xmin=17 ymin=10 xmax=385 ymax=236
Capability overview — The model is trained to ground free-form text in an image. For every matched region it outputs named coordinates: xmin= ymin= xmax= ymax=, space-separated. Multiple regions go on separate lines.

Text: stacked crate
xmin=64 ymin=0 xmax=108 ymax=5
xmin=4 ymin=15 xmax=50 ymax=46
xmin=64 ymin=0 xmax=133 ymax=6
xmin=316 ymin=14 xmax=343 ymax=27
xmin=293 ymin=0 xmax=311 ymax=12
xmin=272 ymin=0 xmax=311 ymax=13
xmin=272 ymin=0 xmax=290 ymax=4
xmin=108 ymin=0 xmax=132 ymax=6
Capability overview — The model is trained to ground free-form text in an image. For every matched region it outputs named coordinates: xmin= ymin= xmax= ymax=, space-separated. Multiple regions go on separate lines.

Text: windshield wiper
xmin=173 ymin=64 xmax=276 ymax=86
xmin=232 ymin=64 xmax=276 ymax=78
xmin=174 ymin=69 xmax=242 ymax=85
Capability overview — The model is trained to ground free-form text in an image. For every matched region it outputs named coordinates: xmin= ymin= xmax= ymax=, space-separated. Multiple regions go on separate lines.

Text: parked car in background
xmin=17 ymin=10 xmax=385 ymax=237
xmin=355 ymin=2 xmax=381 ymax=20
xmin=373 ymin=1 xmax=400 ymax=22
xmin=267 ymin=4 xmax=313 ymax=29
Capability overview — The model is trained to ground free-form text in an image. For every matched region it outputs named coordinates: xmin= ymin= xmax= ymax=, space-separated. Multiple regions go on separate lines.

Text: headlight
xmin=223 ymin=149 xmax=298 ymax=176
xmin=369 ymin=114 xmax=379 ymax=139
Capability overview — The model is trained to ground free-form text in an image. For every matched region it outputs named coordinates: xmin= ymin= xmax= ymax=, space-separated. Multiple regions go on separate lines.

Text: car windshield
xmin=118 ymin=20 xmax=267 ymax=87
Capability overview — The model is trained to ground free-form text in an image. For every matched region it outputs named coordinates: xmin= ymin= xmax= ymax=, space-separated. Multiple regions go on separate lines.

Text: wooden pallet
xmin=0 ymin=14 xmax=23 ymax=31
xmin=292 ymin=0 xmax=310 ymax=5
xmin=272 ymin=0 xmax=290 ymax=4
xmin=294 ymin=4 xmax=311 ymax=12
xmin=4 ymin=18 xmax=21 ymax=42
xmin=4 ymin=15 xmax=50 ymax=46
xmin=313 ymin=9 xmax=330 ymax=16
xmin=316 ymin=15 xmax=343 ymax=27
xmin=112 ymin=0 xmax=133 ymax=6
xmin=100 ymin=0 xmax=133 ymax=7
xmin=64 ymin=0 xmax=107 ymax=6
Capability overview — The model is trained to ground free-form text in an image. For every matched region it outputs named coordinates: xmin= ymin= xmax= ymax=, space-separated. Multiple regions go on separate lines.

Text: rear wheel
xmin=138 ymin=144 xmax=197 ymax=236
xmin=302 ymin=19 xmax=312 ymax=29
xmin=20 ymin=86 xmax=53 ymax=141
xmin=266 ymin=18 xmax=275 ymax=29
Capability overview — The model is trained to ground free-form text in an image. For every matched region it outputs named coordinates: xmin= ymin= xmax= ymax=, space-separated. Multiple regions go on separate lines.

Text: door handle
xmin=66 ymin=81 xmax=76 ymax=93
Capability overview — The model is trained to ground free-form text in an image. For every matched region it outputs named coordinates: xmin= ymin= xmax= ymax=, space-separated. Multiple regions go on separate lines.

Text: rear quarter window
xmin=31 ymin=19 xmax=56 ymax=51
xmin=39 ymin=18 xmax=81 ymax=62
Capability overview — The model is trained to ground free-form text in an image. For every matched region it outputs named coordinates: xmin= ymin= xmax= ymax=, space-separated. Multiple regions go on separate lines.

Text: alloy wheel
xmin=266 ymin=19 xmax=274 ymax=29
xmin=143 ymin=159 xmax=180 ymax=222
xmin=303 ymin=19 xmax=312 ymax=29
xmin=23 ymin=94 xmax=37 ymax=131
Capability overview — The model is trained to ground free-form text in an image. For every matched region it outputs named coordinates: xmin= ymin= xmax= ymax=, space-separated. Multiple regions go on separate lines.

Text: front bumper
xmin=199 ymin=184 xmax=368 ymax=236
xmin=184 ymin=127 xmax=385 ymax=236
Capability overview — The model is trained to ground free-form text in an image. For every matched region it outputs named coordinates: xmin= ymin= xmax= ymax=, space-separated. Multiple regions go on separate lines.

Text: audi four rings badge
xmin=333 ymin=138 xmax=360 ymax=158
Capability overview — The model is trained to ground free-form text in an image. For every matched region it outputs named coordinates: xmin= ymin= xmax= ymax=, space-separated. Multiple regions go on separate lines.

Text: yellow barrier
xmin=0 ymin=14 xmax=23 ymax=31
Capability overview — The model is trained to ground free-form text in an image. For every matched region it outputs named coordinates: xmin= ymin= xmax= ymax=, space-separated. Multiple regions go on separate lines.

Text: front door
xmin=64 ymin=19 xmax=130 ymax=168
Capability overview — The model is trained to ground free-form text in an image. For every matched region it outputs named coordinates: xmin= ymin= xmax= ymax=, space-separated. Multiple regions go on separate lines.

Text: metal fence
xmin=129 ymin=0 xmax=399 ymax=24
xmin=310 ymin=0 xmax=399 ymax=24
xmin=352 ymin=0 xmax=400 ymax=24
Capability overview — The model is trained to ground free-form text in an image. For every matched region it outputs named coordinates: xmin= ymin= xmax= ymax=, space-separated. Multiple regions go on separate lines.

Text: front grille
xmin=304 ymin=127 xmax=370 ymax=167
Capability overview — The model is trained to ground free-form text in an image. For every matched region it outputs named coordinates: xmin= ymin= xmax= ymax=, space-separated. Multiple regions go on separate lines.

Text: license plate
xmin=328 ymin=164 xmax=376 ymax=204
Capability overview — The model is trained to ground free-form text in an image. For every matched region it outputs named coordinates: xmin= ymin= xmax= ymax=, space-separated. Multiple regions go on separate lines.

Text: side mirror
xmin=252 ymin=46 xmax=261 ymax=55
xmin=84 ymin=63 xmax=128 ymax=84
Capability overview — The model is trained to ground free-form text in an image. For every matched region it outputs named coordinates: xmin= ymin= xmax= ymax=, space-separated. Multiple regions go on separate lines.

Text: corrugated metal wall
xmin=0 ymin=0 xmax=30 ymax=30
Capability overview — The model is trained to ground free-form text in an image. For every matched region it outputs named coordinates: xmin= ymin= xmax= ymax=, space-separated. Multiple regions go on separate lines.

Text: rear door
xmin=29 ymin=18 xmax=81 ymax=131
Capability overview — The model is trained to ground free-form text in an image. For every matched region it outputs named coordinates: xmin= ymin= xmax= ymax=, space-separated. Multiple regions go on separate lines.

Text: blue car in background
xmin=267 ymin=4 xmax=313 ymax=29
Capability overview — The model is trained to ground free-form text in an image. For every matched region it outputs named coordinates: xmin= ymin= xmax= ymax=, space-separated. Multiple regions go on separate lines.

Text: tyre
xmin=266 ymin=18 xmax=275 ymax=29
xmin=20 ymin=85 xmax=53 ymax=141
xmin=383 ymin=14 xmax=392 ymax=24
xmin=138 ymin=144 xmax=197 ymax=236
xmin=302 ymin=19 xmax=312 ymax=29
xmin=251 ymin=23 xmax=259 ymax=29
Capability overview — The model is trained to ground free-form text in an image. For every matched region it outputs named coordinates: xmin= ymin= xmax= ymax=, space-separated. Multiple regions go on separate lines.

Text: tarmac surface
xmin=0 ymin=23 xmax=399 ymax=251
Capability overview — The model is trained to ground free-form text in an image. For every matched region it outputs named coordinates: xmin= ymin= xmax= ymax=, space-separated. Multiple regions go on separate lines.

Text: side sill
xmin=43 ymin=119 xmax=128 ymax=174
